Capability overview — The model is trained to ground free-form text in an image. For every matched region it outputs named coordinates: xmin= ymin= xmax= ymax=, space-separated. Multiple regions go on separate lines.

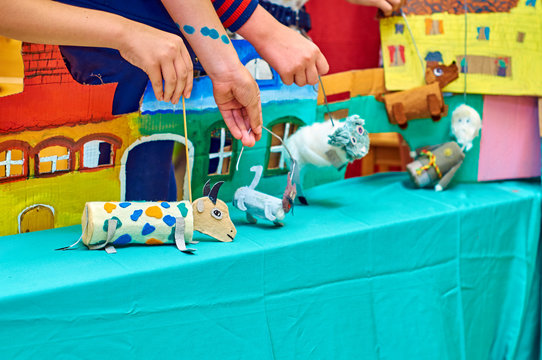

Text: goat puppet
xmin=75 ymin=181 xmax=236 ymax=253
xmin=285 ymin=114 xmax=370 ymax=204
xmin=233 ymin=165 xmax=296 ymax=226
xmin=379 ymin=61 xmax=459 ymax=129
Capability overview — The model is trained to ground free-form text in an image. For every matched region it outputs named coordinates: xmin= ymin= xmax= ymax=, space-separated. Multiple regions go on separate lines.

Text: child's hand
xmin=237 ymin=6 xmax=329 ymax=87
xmin=118 ymin=22 xmax=193 ymax=104
xmin=344 ymin=0 xmax=403 ymax=16
xmin=211 ymin=66 xmax=263 ymax=148
xmin=255 ymin=26 xmax=329 ymax=87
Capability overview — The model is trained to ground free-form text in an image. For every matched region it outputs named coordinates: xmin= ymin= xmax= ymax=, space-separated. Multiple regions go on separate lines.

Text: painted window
xmin=388 ymin=45 xmax=405 ymax=66
xmin=82 ymin=140 xmax=114 ymax=168
xmin=425 ymin=19 xmax=444 ymax=35
xmin=245 ymin=58 xmax=274 ymax=81
xmin=208 ymin=127 xmax=233 ymax=176
xmin=266 ymin=120 xmax=302 ymax=173
xmin=477 ymin=27 xmax=490 ymax=40
xmin=38 ymin=145 xmax=70 ymax=174
xmin=395 ymin=23 xmax=404 ymax=34
xmin=0 ymin=149 xmax=25 ymax=179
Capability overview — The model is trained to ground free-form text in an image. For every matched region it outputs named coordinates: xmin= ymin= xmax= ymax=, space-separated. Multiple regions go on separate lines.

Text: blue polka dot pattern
xmin=131 ymin=209 xmax=143 ymax=221
xmin=201 ymin=27 xmax=210 ymax=36
xmin=142 ymin=223 xmax=156 ymax=236
xmin=163 ymin=215 xmax=176 ymax=226
xmin=177 ymin=203 xmax=188 ymax=217
xmin=160 ymin=202 xmax=170 ymax=209
xmin=113 ymin=234 xmax=132 ymax=246
xmin=119 ymin=202 xmax=131 ymax=208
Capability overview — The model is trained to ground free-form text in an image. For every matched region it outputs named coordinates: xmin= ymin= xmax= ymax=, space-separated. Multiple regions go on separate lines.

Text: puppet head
xmin=193 ymin=181 xmax=236 ymax=242
xmin=451 ymin=104 xmax=482 ymax=152
xmin=425 ymin=61 xmax=459 ymax=88
xmin=328 ymin=115 xmax=370 ymax=161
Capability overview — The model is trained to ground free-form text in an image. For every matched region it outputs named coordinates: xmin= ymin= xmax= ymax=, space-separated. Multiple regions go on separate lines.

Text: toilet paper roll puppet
xmin=78 ymin=181 xmax=236 ymax=253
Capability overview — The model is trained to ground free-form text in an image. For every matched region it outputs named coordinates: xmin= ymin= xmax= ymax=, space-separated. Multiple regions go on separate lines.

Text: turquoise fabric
xmin=0 ymin=174 xmax=540 ymax=359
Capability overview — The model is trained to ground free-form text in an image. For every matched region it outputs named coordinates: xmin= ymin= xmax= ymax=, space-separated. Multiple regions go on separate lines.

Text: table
xmin=1 ymin=174 xmax=540 ymax=359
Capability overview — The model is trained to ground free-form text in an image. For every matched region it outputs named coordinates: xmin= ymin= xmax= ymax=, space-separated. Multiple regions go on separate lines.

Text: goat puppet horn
xmin=203 ymin=180 xmax=211 ymax=196
xmin=208 ymin=181 xmax=224 ymax=205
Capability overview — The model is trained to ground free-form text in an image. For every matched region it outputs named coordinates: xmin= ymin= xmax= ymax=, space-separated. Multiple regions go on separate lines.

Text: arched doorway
xmin=18 ymin=204 xmax=54 ymax=233
xmin=119 ymin=134 xmax=194 ymax=201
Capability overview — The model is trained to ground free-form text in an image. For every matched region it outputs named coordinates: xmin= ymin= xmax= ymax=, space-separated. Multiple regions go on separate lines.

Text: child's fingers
xmin=161 ymin=61 xmax=177 ymax=103
xmin=180 ymin=46 xmax=193 ymax=99
xmin=315 ymin=53 xmax=330 ymax=76
xmin=222 ymin=110 xmax=243 ymax=140
xmin=375 ymin=0 xmax=393 ymax=15
xmin=171 ymin=57 xmax=187 ymax=105
xmin=294 ymin=70 xmax=307 ymax=87
xmin=305 ymin=64 xmax=319 ymax=86
xmin=148 ymin=65 xmax=164 ymax=101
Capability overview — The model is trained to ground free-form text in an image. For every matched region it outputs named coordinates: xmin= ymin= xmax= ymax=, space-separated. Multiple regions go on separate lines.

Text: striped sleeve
xmin=212 ymin=0 xmax=258 ymax=32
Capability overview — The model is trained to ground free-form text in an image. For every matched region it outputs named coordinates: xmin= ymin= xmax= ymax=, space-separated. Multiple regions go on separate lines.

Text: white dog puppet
xmin=285 ymin=114 xmax=370 ymax=204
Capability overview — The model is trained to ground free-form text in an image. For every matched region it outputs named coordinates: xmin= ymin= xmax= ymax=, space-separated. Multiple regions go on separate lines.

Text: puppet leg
xmin=427 ymin=94 xmax=442 ymax=121
xmin=246 ymin=213 xmax=258 ymax=224
xmin=392 ymin=103 xmax=408 ymax=129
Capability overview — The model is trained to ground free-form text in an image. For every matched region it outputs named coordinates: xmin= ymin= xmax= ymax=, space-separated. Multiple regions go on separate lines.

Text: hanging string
xmin=463 ymin=0 xmax=468 ymax=104
xmin=235 ymin=126 xmax=296 ymax=177
xmin=401 ymin=9 xmax=425 ymax=72
xmin=182 ymin=97 xmax=193 ymax=203
xmin=318 ymin=75 xmax=335 ymax=127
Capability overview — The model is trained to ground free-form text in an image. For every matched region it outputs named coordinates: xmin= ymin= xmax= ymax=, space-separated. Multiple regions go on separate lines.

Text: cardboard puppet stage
xmin=0 ymin=0 xmax=541 ymax=358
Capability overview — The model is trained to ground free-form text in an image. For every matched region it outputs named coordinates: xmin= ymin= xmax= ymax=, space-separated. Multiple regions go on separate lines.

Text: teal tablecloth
xmin=1 ymin=174 xmax=540 ymax=359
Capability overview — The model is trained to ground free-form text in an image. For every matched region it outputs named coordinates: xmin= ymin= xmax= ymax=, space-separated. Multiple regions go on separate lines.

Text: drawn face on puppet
xmin=328 ymin=115 xmax=371 ymax=161
xmin=451 ymin=104 xmax=482 ymax=151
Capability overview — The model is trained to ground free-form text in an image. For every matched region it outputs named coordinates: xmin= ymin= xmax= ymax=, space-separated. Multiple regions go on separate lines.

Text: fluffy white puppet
xmin=451 ymin=104 xmax=482 ymax=152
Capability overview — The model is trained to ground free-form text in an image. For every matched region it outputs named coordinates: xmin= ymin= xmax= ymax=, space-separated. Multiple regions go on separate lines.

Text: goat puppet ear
xmin=196 ymin=199 xmax=205 ymax=213
xmin=203 ymin=180 xmax=211 ymax=197
xmin=208 ymin=181 xmax=224 ymax=205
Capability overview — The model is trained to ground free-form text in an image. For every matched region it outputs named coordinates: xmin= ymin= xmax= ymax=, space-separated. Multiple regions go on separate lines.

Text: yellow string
xmin=182 ymin=97 xmax=192 ymax=203
xmin=415 ymin=149 xmax=442 ymax=178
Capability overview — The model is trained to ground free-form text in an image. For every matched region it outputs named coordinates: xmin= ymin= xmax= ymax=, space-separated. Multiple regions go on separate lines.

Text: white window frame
xmin=0 ymin=149 xmax=25 ymax=177
xmin=39 ymin=148 xmax=70 ymax=173
xmin=269 ymin=122 xmax=294 ymax=169
xmin=209 ymin=128 xmax=232 ymax=175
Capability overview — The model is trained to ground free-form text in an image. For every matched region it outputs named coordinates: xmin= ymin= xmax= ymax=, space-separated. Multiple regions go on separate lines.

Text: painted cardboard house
xmin=0 ymin=40 xmax=337 ymax=236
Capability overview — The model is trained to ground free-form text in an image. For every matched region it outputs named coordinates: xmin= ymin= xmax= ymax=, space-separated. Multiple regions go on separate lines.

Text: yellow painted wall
xmin=0 ymin=114 xmax=140 ymax=236
xmin=380 ymin=2 xmax=541 ymax=95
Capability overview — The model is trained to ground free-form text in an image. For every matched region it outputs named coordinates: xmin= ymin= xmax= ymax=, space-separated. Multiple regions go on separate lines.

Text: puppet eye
xmin=356 ymin=125 xmax=365 ymax=135
xmin=465 ymin=118 xmax=471 ymax=123
xmin=211 ymin=208 xmax=223 ymax=220
xmin=351 ymin=136 xmax=357 ymax=144
xmin=433 ymin=68 xmax=444 ymax=76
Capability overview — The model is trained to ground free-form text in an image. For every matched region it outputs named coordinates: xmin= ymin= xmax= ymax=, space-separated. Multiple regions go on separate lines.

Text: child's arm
xmin=161 ymin=0 xmax=262 ymax=147
xmin=0 ymin=0 xmax=192 ymax=104
xmin=236 ymin=5 xmax=329 ymax=86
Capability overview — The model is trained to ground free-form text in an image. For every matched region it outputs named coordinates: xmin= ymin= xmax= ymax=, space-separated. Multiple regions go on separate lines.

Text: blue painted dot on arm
xmin=208 ymin=29 xmax=219 ymax=39
xmin=183 ymin=25 xmax=195 ymax=34
xmin=201 ymin=26 xmax=210 ymax=36
xmin=221 ymin=35 xmax=230 ymax=44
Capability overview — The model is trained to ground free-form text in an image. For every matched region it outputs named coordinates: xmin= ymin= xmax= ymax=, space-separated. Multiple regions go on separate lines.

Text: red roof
xmin=0 ymin=44 xmax=117 ymax=134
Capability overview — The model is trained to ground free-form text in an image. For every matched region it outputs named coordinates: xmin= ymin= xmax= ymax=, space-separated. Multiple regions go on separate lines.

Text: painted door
xmin=20 ymin=205 xmax=54 ymax=233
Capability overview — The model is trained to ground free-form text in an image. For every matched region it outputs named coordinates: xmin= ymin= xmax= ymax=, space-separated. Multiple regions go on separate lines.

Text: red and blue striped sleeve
xmin=212 ymin=0 xmax=258 ymax=32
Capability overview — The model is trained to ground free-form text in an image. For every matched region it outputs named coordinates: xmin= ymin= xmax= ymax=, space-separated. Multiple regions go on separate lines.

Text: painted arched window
xmin=0 ymin=141 xmax=30 ymax=182
xmin=34 ymin=137 xmax=75 ymax=177
xmin=76 ymin=134 xmax=122 ymax=171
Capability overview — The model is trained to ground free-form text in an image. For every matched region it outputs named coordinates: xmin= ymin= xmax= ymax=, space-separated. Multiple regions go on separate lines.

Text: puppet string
xmin=318 ymin=75 xmax=336 ymax=127
xmin=182 ymin=97 xmax=193 ymax=203
xmin=463 ymin=0 xmax=468 ymax=104
xmin=235 ymin=126 xmax=296 ymax=175
xmin=401 ymin=9 xmax=425 ymax=72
